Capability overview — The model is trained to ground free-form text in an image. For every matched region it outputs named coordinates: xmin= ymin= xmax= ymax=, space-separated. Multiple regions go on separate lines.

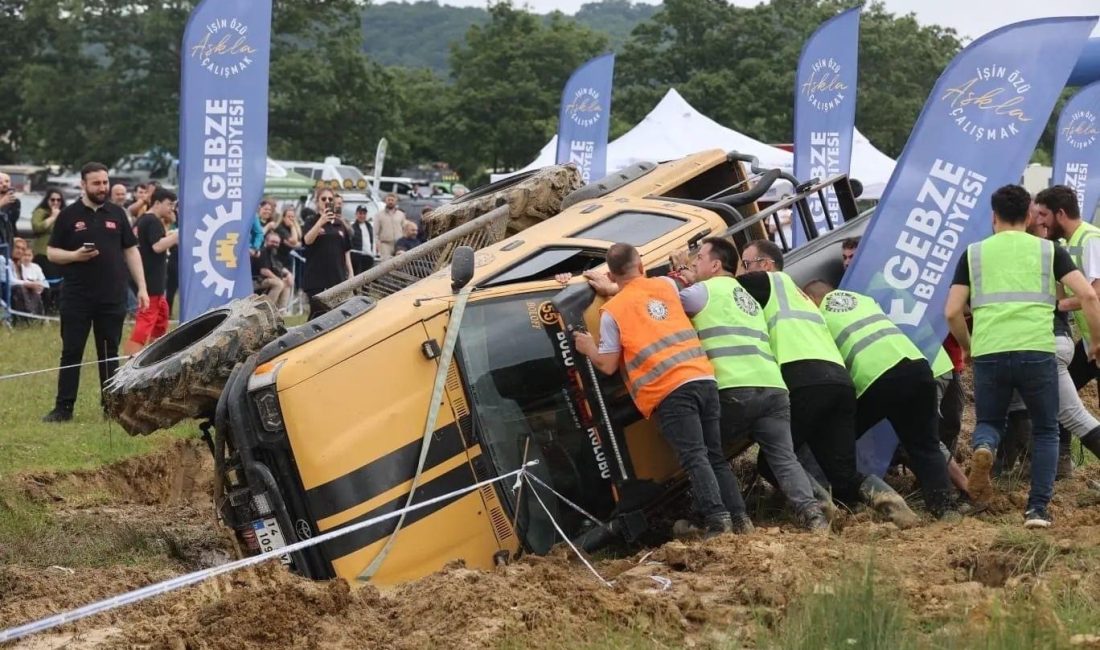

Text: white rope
xmin=0 ymin=461 xmax=538 ymax=645
xmin=5 ymin=308 xmax=61 ymax=322
xmin=0 ymin=355 xmax=131 ymax=382
xmin=523 ymin=473 xmax=613 ymax=588
xmin=523 ymin=471 xmax=607 ymax=530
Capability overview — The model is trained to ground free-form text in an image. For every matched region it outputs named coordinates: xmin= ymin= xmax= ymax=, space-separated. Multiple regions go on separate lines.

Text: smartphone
xmin=82 ymin=242 xmax=97 ymax=251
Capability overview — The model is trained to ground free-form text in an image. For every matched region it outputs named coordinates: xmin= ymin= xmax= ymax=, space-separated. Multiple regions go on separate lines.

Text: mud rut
xmin=3 ymin=384 xmax=1100 ymax=650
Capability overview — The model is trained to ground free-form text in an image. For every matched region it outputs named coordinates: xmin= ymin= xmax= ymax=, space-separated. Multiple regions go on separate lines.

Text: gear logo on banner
xmin=1062 ymin=109 xmax=1100 ymax=151
xmin=941 ymin=63 xmax=1033 ymax=142
xmin=192 ymin=205 xmax=243 ymax=298
xmin=565 ymin=88 xmax=604 ymax=128
xmin=800 ymin=57 xmax=849 ymax=113
xmin=190 ymin=17 xmax=259 ymax=79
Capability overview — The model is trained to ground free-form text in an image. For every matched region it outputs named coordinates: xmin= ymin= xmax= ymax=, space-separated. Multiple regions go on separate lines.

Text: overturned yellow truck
xmin=105 ymin=150 xmax=865 ymax=585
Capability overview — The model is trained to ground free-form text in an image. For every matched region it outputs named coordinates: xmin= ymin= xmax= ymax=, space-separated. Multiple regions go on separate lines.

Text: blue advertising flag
xmin=792 ymin=7 xmax=860 ymax=248
xmin=840 ymin=16 xmax=1098 ymax=476
xmin=556 ymin=53 xmax=615 ymax=184
xmin=1052 ymin=81 xmax=1100 ymax=222
xmin=179 ymin=1 xmax=272 ymax=321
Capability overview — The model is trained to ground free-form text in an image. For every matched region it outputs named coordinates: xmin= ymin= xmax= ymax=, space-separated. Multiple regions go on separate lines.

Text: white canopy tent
xmin=492 ymin=88 xmax=896 ymax=201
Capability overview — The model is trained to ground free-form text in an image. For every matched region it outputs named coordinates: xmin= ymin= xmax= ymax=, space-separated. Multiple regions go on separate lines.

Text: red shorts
xmin=130 ymin=294 xmax=170 ymax=346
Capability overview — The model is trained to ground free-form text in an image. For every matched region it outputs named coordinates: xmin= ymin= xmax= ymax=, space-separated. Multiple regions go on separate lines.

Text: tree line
xmin=5 ymin=0 xmax=1049 ymax=188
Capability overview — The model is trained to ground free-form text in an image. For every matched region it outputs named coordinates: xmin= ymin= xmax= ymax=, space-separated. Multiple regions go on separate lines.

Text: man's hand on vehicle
xmin=554 ymin=273 xmax=572 ymax=285
xmin=669 ymin=249 xmax=690 ymax=270
xmin=583 ymin=270 xmax=618 ymax=297
xmin=573 ymin=331 xmax=597 ymax=358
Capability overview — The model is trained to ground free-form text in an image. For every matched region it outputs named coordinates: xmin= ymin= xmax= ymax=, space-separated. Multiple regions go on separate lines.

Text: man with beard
xmin=43 ymin=162 xmax=149 ymax=422
xmin=1022 ymin=186 xmax=1100 ymax=463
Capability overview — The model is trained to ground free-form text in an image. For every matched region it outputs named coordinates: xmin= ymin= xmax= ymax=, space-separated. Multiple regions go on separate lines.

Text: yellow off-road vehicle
xmin=106 ymin=150 xmax=861 ymax=585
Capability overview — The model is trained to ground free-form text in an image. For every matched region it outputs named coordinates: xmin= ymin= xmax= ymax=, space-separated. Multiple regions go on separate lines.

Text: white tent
xmin=490 ymin=88 xmax=793 ymax=183
xmin=492 ymin=88 xmax=896 ymax=201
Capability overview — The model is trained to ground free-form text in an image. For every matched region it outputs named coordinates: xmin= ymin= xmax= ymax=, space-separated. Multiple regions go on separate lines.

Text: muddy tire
xmin=423 ymin=165 xmax=583 ymax=240
xmin=104 ymin=297 xmax=282 ymax=436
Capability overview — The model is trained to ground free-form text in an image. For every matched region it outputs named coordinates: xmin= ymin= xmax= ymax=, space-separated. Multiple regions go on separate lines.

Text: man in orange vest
xmin=573 ymin=243 xmax=748 ymax=537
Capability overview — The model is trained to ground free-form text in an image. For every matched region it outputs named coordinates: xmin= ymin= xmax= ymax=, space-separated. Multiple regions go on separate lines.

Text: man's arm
xmin=573 ymin=331 xmax=620 ymax=374
xmin=152 ymin=229 xmax=179 ymax=254
xmin=345 ymin=251 xmax=354 ymax=280
xmin=47 ymin=245 xmax=97 ymax=265
xmin=1061 ymin=269 xmax=1100 ymax=358
xmin=945 ymin=284 xmax=972 ymax=360
xmin=124 ymin=246 xmax=150 ymax=310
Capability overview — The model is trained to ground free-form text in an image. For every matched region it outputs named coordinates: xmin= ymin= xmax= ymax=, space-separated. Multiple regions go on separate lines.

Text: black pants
xmin=305 ymin=288 xmax=329 ymax=322
xmin=938 ymin=371 xmax=964 ymax=455
xmin=856 ymin=359 xmax=952 ymax=514
xmin=653 ymin=380 xmax=746 ymax=521
xmin=351 ymin=252 xmax=375 ymax=276
xmin=789 ymin=382 xmax=864 ymax=504
xmin=1069 ymin=339 xmax=1099 ymax=400
xmin=55 ymin=300 xmax=125 ymax=411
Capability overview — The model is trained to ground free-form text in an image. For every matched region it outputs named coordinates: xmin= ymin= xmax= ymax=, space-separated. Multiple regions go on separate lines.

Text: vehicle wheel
xmin=423 ymin=165 xmax=583 ymax=240
xmin=104 ymin=297 xmax=282 ymax=435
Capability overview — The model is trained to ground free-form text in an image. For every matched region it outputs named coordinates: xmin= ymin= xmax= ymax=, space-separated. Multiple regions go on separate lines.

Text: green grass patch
xmin=0 ymin=323 xmax=195 ymax=477
xmin=758 ymin=562 xmax=910 ymax=650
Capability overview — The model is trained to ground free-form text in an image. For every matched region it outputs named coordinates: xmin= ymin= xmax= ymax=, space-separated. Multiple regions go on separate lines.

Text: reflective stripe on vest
xmin=818 ymin=290 xmax=924 ymax=396
xmin=601 ymin=276 xmax=714 ymax=418
xmin=970 ymin=240 xmax=1055 ymax=308
xmin=968 ymin=231 xmax=1057 ymax=357
xmin=760 ymin=272 xmax=845 ymax=367
xmin=1065 ymin=222 xmax=1100 ymax=343
xmin=691 ymin=276 xmax=786 ymax=390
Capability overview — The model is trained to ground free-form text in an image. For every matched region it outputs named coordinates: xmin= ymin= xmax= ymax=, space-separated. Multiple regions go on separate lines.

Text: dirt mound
xmin=17 ymin=439 xmax=211 ymax=508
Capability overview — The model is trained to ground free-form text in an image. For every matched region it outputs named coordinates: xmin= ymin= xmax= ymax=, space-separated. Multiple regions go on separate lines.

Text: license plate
xmin=253 ymin=517 xmax=291 ymax=565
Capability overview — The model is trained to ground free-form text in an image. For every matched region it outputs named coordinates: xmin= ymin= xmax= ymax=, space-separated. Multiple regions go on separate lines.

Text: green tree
xmin=442 ymin=2 xmax=609 ymax=177
xmin=615 ymin=0 xmax=961 ymax=157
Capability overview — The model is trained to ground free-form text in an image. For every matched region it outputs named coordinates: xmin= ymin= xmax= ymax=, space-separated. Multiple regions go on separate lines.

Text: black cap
xmin=355 ymin=205 xmax=367 ymax=213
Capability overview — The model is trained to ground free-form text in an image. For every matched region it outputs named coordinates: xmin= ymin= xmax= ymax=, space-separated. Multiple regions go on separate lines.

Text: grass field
xmin=0 ymin=321 xmax=196 ymax=477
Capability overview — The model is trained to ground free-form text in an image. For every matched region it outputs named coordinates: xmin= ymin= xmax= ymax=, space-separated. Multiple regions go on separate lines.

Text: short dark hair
xmin=701 ymin=237 xmax=739 ymax=273
xmin=746 ymin=239 xmax=784 ymax=271
xmin=150 ymin=187 xmax=177 ymax=205
xmin=607 ymin=243 xmax=640 ymax=276
xmin=81 ymin=162 xmax=108 ymax=179
xmin=1034 ymin=185 xmax=1080 ymax=220
xmin=990 ymin=184 xmax=1032 ymax=224
xmin=803 ymin=279 xmax=835 ymax=302
xmin=841 ymin=237 xmax=861 ymax=251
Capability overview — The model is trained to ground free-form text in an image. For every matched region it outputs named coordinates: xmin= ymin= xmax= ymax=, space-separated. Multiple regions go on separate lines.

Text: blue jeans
xmin=972 ymin=351 xmax=1059 ymax=511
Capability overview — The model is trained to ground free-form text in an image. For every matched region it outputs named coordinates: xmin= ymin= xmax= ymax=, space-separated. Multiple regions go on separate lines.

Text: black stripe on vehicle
xmin=306 ymin=423 xmax=468 ymax=522
xmin=322 ymin=462 xmax=476 ymax=561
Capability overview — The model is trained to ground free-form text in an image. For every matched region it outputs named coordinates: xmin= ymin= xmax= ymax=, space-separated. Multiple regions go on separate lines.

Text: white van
xmin=274 ymin=157 xmax=382 ymax=220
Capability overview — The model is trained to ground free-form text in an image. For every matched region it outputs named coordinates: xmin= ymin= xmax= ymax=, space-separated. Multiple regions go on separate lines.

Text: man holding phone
xmin=43 ymin=162 xmax=149 ymax=423
xmin=0 ymin=172 xmax=20 ymax=249
xmin=302 ymin=187 xmax=352 ymax=320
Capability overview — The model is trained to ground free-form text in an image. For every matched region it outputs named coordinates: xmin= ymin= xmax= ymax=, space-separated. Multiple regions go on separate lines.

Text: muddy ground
xmin=3 ymin=388 xmax=1100 ymax=649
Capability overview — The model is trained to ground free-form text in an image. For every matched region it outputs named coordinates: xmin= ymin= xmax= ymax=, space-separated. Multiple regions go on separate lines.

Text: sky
xmin=439 ymin=0 xmax=1100 ymax=39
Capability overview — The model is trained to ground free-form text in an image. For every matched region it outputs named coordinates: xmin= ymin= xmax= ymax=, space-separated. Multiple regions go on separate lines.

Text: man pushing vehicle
xmin=572 ymin=243 xmax=749 ymax=538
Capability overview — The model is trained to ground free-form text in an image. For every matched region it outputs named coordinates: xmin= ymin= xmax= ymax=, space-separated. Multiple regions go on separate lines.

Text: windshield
xmin=457 ymin=290 xmax=618 ymax=553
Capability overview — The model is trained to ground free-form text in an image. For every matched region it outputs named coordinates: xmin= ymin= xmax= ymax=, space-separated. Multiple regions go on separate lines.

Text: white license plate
xmin=253 ymin=517 xmax=291 ymax=565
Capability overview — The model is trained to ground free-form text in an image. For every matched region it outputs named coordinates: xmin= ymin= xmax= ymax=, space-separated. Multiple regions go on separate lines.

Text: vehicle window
xmin=457 ymin=290 xmax=617 ymax=553
xmin=378 ymin=181 xmax=393 ymax=193
xmin=480 ymin=247 xmax=605 ymax=288
xmin=335 ymin=165 xmax=364 ymax=181
xmin=571 ymin=212 xmax=685 ymax=246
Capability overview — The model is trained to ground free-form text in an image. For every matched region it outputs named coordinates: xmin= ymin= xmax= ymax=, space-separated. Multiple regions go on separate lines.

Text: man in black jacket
xmin=349 ymin=205 xmax=376 ymax=275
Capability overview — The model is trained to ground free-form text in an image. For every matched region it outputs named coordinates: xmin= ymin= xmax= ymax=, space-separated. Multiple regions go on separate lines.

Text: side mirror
xmin=451 ymin=245 xmax=475 ymax=292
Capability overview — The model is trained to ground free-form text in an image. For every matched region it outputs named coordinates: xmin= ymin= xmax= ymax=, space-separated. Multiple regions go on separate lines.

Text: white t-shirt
xmin=9 ymin=259 xmax=46 ymax=286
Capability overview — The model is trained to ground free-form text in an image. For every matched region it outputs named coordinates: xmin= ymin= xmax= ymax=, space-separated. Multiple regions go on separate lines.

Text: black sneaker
xmin=1024 ymin=508 xmax=1053 ymax=529
xmin=42 ymin=408 xmax=73 ymax=423
xmin=703 ymin=514 xmax=734 ymax=540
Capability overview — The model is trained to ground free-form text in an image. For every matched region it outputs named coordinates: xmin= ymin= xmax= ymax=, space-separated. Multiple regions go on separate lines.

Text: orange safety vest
xmin=601 ymin=277 xmax=714 ymax=417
